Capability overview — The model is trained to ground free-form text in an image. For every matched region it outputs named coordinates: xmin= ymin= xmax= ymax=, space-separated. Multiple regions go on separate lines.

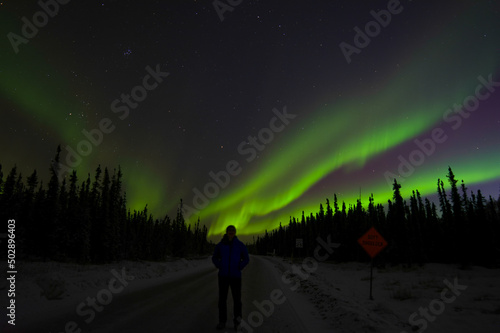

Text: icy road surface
xmin=9 ymin=256 xmax=329 ymax=333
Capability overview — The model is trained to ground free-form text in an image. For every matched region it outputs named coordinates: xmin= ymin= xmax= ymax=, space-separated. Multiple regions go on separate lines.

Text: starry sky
xmin=1 ymin=0 xmax=500 ymax=241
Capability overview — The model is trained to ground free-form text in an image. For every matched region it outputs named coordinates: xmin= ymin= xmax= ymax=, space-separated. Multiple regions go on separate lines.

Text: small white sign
xmin=296 ymin=238 xmax=303 ymax=248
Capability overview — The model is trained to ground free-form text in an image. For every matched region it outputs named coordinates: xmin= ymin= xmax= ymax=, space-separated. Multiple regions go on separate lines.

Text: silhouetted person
xmin=212 ymin=225 xmax=250 ymax=330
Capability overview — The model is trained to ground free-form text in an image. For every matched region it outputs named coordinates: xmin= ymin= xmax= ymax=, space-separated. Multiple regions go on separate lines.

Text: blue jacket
xmin=212 ymin=235 xmax=250 ymax=278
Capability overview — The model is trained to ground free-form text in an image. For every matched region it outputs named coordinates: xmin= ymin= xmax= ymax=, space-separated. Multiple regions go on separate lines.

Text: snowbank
xmin=265 ymin=257 xmax=500 ymax=332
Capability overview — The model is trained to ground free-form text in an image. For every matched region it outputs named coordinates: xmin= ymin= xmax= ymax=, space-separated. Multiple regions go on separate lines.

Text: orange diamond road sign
xmin=358 ymin=227 xmax=388 ymax=258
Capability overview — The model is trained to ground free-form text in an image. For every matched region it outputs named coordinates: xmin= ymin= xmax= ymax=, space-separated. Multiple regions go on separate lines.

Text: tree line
xmin=251 ymin=167 xmax=500 ymax=267
xmin=0 ymin=146 xmax=210 ymax=263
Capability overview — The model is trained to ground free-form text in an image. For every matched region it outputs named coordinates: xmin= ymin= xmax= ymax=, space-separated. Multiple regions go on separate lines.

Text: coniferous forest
xmin=2 ymin=146 xmax=499 ymax=267
xmin=252 ymin=168 xmax=500 ymax=267
xmin=0 ymin=147 xmax=210 ymax=263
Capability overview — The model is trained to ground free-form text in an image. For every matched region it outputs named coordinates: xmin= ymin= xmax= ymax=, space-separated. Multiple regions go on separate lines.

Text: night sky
xmin=1 ymin=0 xmax=500 ymax=241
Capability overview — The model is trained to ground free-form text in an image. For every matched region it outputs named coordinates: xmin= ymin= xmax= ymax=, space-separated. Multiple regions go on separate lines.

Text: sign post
xmin=357 ymin=227 xmax=388 ymax=300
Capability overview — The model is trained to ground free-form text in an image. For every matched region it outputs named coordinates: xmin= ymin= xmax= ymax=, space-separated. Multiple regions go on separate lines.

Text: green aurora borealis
xmin=1 ymin=1 xmax=499 ymax=241
xmin=202 ymin=9 xmax=500 ymax=237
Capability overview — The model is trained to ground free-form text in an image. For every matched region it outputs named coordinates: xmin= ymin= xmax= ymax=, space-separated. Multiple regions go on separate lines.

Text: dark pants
xmin=218 ymin=275 xmax=242 ymax=324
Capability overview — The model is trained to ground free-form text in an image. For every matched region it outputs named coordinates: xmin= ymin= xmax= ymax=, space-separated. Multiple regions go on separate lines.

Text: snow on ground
xmin=251 ymin=255 xmax=334 ymax=333
xmin=0 ymin=257 xmax=213 ymax=326
xmin=2 ymin=256 xmax=499 ymax=332
xmin=265 ymin=257 xmax=500 ymax=333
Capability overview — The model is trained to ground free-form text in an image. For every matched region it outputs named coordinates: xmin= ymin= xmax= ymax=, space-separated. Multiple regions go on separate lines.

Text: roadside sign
xmin=357 ymin=226 xmax=387 ymax=258
xmin=295 ymin=238 xmax=303 ymax=248
xmin=357 ymin=226 xmax=388 ymax=300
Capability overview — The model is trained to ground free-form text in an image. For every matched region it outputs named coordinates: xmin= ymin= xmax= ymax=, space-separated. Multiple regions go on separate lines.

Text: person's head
xmin=226 ymin=225 xmax=236 ymax=240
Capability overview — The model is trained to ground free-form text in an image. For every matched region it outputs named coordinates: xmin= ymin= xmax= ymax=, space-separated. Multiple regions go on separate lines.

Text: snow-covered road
xmin=7 ymin=256 xmax=330 ymax=333
xmin=3 ymin=256 xmax=499 ymax=332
